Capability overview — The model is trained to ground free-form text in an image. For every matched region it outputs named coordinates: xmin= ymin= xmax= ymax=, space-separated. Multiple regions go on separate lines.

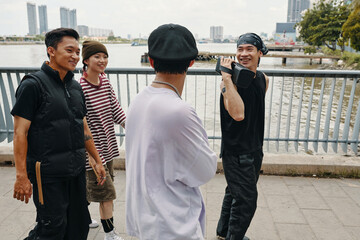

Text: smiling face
xmin=47 ymin=36 xmax=80 ymax=73
xmin=236 ymin=43 xmax=263 ymax=73
xmin=84 ymin=52 xmax=108 ymax=74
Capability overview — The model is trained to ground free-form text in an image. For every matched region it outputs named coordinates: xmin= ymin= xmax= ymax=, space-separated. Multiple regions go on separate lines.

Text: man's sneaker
xmin=89 ymin=219 xmax=99 ymax=228
xmin=104 ymin=230 xmax=124 ymax=240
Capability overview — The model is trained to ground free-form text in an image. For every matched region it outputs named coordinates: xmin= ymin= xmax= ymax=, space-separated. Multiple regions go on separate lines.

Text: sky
xmin=0 ymin=0 xmax=289 ymax=38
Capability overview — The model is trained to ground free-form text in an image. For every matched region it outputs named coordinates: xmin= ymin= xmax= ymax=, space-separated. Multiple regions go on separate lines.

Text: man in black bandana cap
xmin=216 ymin=33 xmax=269 ymax=240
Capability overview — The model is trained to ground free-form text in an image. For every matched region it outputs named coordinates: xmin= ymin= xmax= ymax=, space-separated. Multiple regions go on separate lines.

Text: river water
xmin=0 ymin=43 xmax=325 ymax=69
xmin=1 ymin=43 xmax=358 ymax=155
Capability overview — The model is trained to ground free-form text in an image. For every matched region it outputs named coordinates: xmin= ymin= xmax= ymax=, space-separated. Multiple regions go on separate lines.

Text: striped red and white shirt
xmin=79 ymin=75 xmax=126 ymax=170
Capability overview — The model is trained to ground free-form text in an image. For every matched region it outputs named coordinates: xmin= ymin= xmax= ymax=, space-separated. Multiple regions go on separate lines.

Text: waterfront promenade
xmin=0 ymin=158 xmax=360 ymax=239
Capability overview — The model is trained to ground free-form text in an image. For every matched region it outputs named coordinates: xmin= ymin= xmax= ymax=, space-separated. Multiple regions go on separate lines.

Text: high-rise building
xmin=38 ymin=5 xmax=48 ymax=35
xmin=60 ymin=7 xmax=77 ymax=29
xmin=69 ymin=9 xmax=77 ymax=30
xmin=210 ymin=26 xmax=224 ymax=41
xmin=27 ymin=2 xmax=37 ymax=35
xmin=89 ymin=27 xmax=113 ymax=37
xmin=60 ymin=7 xmax=70 ymax=28
xmin=287 ymin=0 xmax=310 ymax=22
xmin=77 ymin=25 xmax=89 ymax=37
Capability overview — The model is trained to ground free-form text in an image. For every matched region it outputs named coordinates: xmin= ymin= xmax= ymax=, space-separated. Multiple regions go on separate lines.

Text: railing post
xmin=341 ymin=79 xmax=358 ymax=153
xmin=351 ymin=96 xmax=360 ymax=155
xmin=322 ymin=78 xmax=336 ymax=152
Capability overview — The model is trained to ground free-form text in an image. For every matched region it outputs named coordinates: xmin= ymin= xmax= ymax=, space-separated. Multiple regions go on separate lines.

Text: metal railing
xmin=1 ymin=67 xmax=359 ymax=155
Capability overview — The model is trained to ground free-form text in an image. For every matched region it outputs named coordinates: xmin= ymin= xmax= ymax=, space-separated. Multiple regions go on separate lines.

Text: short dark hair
xmin=45 ymin=28 xmax=79 ymax=57
xmin=152 ymin=58 xmax=191 ymax=74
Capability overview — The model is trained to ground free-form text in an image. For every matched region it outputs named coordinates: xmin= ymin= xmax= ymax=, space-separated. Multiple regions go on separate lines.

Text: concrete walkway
xmin=0 ymin=166 xmax=360 ymax=240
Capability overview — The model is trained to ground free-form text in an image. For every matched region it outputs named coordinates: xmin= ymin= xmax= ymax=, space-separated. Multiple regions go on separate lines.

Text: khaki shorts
xmin=86 ymin=161 xmax=116 ymax=202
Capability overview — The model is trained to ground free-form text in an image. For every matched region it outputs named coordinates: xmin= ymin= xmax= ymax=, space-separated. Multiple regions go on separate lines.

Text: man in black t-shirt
xmin=216 ymin=33 xmax=269 ymax=240
xmin=11 ymin=28 xmax=106 ymax=240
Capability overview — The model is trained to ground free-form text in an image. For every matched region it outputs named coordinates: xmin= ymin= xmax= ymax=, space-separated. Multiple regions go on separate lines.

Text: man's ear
xmin=47 ymin=46 xmax=55 ymax=58
xmin=189 ymin=60 xmax=195 ymax=68
xmin=149 ymin=57 xmax=155 ymax=69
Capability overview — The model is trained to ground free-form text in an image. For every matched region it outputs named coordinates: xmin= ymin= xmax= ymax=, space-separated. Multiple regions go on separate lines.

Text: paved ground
xmin=0 ymin=166 xmax=360 ymax=240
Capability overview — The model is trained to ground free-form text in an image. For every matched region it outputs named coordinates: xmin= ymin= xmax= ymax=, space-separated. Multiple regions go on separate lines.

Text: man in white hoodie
xmin=125 ymin=23 xmax=218 ymax=240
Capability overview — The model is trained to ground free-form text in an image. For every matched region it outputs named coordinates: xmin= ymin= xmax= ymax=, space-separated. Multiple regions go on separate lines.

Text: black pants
xmin=25 ymin=169 xmax=91 ymax=240
xmin=216 ymin=150 xmax=263 ymax=240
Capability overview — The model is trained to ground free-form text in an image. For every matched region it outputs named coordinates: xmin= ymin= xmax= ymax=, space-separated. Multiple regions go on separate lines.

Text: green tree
xmin=108 ymin=36 xmax=116 ymax=41
xmin=34 ymin=35 xmax=45 ymax=41
xmin=342 ymin=0 xmax=360 ymax=51
xmin=296 ymin=0 xmax=350 ymax=51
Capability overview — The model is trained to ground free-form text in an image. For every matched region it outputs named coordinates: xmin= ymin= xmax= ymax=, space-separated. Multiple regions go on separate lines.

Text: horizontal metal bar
xmin=1 ymin=131 xmax=358 ymax=144
xmin=0 ymin=67 xmax=359 ymax=78
xmin=0 ymin=129 xmax=13 ymax=133
xmin=265 ymin=138 xmax=360 ymax=143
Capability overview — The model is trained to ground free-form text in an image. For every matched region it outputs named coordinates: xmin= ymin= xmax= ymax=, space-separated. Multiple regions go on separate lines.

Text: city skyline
xmin=2 ymin=0 xmax=290 ymax=38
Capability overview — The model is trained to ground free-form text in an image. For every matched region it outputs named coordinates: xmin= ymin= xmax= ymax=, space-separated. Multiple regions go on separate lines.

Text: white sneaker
xmin=104 ymin=230 xmax=124 ymax=240
xmin=89 ymin=219 xmax=99 ymax=228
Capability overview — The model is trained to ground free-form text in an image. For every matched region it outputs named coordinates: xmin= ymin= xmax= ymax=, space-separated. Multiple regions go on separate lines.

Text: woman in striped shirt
xmin=80 ymin=40 xmax=126 ymax=240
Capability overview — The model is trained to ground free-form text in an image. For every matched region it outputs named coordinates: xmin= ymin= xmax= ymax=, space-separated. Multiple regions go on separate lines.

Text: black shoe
xmin=243 ymin=236 xmax=250 ymax=240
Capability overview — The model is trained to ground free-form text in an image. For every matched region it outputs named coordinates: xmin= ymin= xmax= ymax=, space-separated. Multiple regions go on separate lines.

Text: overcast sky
xmin=0 ymin=0 xmax=289 ymax=38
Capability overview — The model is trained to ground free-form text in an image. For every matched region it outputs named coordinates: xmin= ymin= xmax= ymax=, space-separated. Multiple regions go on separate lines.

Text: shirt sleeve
xmin=11 ymin=78 xmax=41 ymax=121
xmin=110 ymin=83 xmax=126 ymax=125
xmin=171 ymin=104 xmax=217 ymax=187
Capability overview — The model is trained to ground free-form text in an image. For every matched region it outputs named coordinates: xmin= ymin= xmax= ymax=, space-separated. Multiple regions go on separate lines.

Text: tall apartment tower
xmin=60 ymin=7 xmax=70 ymax=28
xmin=26 ymin=2 xmax=37 ymax=35
xmin=38 ymin=5 xmax=48 ymax=34
xmin=210 ymin=26 xmax=224 ymax=41
xmin=69 ymin=9 xmax=77 ymax=30
xmin=287 ymin=0 xmax=310 ymax=22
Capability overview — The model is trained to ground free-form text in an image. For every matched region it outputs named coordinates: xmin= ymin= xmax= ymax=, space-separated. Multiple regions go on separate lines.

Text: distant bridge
xmin=266 ymin=44 xmax=304 ymax=52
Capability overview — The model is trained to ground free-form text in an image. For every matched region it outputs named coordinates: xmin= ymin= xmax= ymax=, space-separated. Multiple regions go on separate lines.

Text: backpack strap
xmin=21 ymin=71 xmax=46 ymax=94
xmin=21 ymin=71 xmax=47 ymax=112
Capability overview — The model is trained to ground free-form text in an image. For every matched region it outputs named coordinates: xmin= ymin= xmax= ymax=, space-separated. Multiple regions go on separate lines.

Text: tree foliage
xmin=342 ymin=0 xmax=360 ymax=51
xmin=296 ymin=0 xmax=350 ymax=51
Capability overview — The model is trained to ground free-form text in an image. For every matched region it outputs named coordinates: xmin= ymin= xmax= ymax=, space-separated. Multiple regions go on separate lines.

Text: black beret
xmin=237 ymin=33 xmax=268 ymax=55
xmin=148 ymin=24 xmax=198 ymax=61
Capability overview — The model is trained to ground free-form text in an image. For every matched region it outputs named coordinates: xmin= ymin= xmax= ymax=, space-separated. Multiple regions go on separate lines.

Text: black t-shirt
xmin=220 ymin=71 xmax=266 ymax=155
xmin=11 ymin=78 xmax=41 ymax=121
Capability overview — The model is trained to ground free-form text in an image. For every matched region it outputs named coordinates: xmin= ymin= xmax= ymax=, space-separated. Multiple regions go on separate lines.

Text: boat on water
xmin=131 ymin=41 xmax=147 ymax=46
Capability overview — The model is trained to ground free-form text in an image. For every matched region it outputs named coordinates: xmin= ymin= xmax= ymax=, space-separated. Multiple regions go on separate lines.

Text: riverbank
xmin=0 ymin=41 xmax=131 ymax=45
xmin=0 ymin=41 xmax=44 ymax=45
xmin=320 ymin=48 xmax=360 ymax=70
